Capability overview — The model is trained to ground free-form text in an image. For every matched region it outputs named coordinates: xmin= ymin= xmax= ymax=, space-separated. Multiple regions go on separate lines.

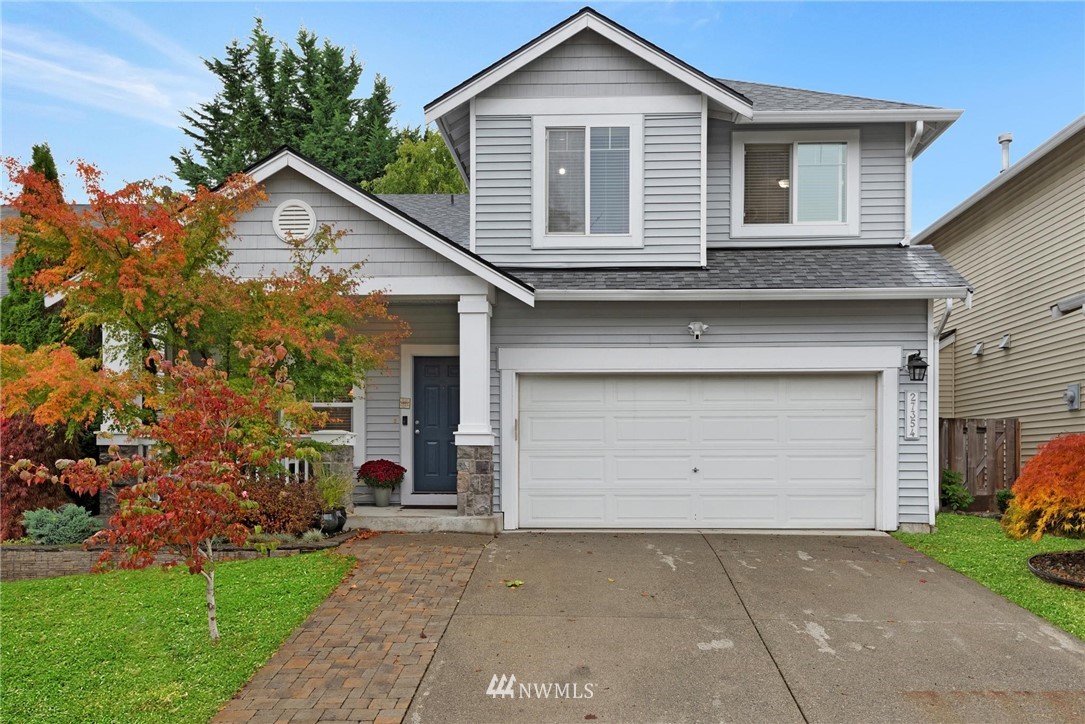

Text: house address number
xmin=905 ymin=390 xmax=920 ymax=441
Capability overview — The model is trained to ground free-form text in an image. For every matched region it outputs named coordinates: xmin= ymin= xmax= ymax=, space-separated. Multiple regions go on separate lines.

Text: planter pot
xmin=319 ymin=509 xmax=347 ymax=535
xmin=372 ymin=487 xmax=392 ymax=508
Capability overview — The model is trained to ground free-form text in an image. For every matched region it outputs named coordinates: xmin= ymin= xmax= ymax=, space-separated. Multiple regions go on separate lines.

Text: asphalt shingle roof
xmin=374 ymin=196 xmax=967 ymax=292
xmin=376 ymin=194 xmax=470 ymax=247
xmin=505 ymin=246 xmax=969 ymax=291
xmin=717 ymin=78 xmax=936 ymax=112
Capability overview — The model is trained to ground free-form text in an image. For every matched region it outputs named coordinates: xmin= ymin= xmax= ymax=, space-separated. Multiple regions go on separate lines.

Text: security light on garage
xmin=906 ymin=352 xmax=928 ymax=382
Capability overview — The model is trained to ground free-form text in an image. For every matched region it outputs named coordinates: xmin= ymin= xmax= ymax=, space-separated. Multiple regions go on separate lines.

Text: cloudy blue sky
xmin=2 ymin=1 xmax=1082 ymax=231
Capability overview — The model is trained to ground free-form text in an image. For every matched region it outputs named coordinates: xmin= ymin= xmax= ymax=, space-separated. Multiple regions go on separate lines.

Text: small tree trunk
xmin=202 ymin=568 xmax=220 ymax=642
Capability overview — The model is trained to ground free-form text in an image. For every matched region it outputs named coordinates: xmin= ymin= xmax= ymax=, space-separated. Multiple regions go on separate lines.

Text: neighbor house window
xmin=733 ymin=129 xmax=860 ymax=238
xmin=533 ymin=115 xmax=643 ymax=248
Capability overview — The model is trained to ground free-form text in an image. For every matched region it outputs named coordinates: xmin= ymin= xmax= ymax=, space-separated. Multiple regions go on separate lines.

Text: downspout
xmin=902 ymin=121 xmax=925 ymax=245
xmin=934 ymin=297 xmax=954 ymax=339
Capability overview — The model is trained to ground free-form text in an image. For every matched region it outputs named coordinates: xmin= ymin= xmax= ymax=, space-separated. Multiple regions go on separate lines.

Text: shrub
xmin=314 ymin=473 xmax=352 ymax=512
xmin=940 ymin=468 xmax=974 ymax=511
xmin=1002 ymin=433 xmax=1085 ymax=540
xmin=0 ymin=416 xmax=78 ymax=540
xmin=240 ymin=476 xmax=320 ymax=536
xmin=301 ymin=529 xmax=325 ymax=543
xmin=22 ymin=504 xmax=100 ymax=545
xmin=996 ymin=488 xmax=1014 ymax=514
xmin=357 ymin=459 xmax=406 ymax=489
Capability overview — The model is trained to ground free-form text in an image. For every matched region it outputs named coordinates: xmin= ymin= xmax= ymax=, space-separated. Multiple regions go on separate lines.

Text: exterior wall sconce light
xmin=687 ymin=321 xmax=709 ymax=340
xmin=906 ymin=351 xmax=928 ymax=382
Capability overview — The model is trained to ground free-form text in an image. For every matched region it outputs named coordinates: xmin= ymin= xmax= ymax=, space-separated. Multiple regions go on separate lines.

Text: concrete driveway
xmin=407 ymin=532 xmax=1085 ymax=724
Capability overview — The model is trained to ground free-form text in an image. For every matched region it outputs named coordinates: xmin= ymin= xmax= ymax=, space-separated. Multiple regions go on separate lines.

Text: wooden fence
xmin=939 ymin=417 xmax=1021 ymax=512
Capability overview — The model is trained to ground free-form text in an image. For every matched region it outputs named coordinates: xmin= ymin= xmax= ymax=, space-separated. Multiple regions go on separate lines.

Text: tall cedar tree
xmin=1 ymin=144 xmax=99 ymax=356
xmin=368 ymin=127 xmax=468 ymax=194
xmin=172 ymin=20 xmax=399 ymax=190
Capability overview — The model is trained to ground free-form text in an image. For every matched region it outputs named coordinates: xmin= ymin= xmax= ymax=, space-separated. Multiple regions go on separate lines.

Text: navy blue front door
xmin=413 ymin=357 xmax=459 ymax=493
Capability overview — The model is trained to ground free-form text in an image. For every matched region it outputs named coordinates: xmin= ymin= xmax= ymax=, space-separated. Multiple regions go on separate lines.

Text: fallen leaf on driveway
xmin=420 ymin=632 xmax=427 ymax=639
xmin=585 ymin=715 xmax=598 ymax=720
xmin=503 ymin=579 xmax=524 ymax=588
xmin=607 ymin=578 xmax=615 ymax=583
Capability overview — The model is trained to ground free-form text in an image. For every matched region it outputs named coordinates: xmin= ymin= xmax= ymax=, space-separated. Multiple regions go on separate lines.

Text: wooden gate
xmin=939 ymin=418 xmax=1021 ymax=512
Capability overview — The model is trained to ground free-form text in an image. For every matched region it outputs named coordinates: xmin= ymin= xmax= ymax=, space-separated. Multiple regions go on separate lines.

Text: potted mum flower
xmin=357 ymin=459 xmax=406 ymax=507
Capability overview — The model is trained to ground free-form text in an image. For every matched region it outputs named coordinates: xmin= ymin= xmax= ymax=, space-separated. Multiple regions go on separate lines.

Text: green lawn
xmin=1 ymin=551 xmax=354 ymax=723
xmin=893 ymin=513 xmax=1085 ymax=639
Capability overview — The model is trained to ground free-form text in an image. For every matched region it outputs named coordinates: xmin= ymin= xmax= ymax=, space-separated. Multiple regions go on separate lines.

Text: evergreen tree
xmin=368 ymin=128 xmax=468 ymax=194
xmin=0 ymin=143 xmax=99 ymax=356
xmin=172 ymin=19 xmax=399 ymax=190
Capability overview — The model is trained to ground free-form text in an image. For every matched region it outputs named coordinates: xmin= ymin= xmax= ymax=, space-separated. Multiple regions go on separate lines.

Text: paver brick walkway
xmin=215 ymin=533 xmax=489 ymax=724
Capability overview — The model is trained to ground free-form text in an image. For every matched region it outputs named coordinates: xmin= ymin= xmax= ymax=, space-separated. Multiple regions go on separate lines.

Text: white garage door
xmin=518 ymin=374 xmax=877 ymax=529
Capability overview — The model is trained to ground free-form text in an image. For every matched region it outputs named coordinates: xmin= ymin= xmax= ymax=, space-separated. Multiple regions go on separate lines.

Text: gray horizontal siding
xmin=232 ymin=168 xmax=472 ymax=280
xmin=480 ymin=29 xmax=697 ymax=99
xmin=644 ymin=114 xmax=702 ymax=261
xmin=356 ymin=303 xmax=459 ymax=505
xmin=706 ymin=121 xmax=906 ymax=245
xmin=490 ymin=297 xmax=930 ymax=523
xmin=474 ymin=115 xmax=533 ymax=255
xmin=473 ymin=113 xmax=704 ymax=267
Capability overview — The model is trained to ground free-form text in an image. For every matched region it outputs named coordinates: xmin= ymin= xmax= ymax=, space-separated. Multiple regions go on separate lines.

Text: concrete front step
xmin=347 ymin=507 xmax=502 ymax=535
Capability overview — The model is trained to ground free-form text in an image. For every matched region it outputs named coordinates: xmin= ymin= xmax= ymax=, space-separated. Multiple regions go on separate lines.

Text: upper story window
xmin=732 ymin=129 xmax=860 ymax=238
xmin=532 ymin=115 xmax=643 ymax=248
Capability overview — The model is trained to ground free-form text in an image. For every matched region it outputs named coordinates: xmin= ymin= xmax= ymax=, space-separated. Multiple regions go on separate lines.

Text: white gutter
xmin=905 ymin=120 xmax=925 ymax=157
xmin=533 ymin=286 xmax=972 ymax=302
xmin=731 ymin=109 xmax=963 ymax=124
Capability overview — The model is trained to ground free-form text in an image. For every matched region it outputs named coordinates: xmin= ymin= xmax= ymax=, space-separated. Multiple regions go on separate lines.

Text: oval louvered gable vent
xmin=273 ymin=199 xmax=316 ymax=241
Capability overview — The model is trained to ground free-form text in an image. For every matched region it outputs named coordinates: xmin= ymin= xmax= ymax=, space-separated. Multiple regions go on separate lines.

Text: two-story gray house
xmin=229 ymin=8 xmax=968 ymax=533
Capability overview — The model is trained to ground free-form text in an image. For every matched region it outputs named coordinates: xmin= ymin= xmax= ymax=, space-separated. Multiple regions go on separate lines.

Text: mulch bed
xmin=1028 ymin=550 xmax=1085 ymax=590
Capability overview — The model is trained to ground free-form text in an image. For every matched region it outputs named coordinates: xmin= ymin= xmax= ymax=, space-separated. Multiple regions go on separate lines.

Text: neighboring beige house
xmin=916 ymin=115 xmax=1085 ymax=461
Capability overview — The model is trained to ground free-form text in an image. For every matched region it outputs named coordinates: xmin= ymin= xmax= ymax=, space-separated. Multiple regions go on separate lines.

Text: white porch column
xmin=454 ymin=294 xmax=494 ymax=446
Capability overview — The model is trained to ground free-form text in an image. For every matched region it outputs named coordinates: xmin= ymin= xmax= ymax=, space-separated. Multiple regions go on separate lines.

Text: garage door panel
xmin=785 ymin=493 xmax=875 ymax=527
xmin=697 ymin=494 xmax=782 ymax=525
xmin=519 ymin=374 xmax=876 ymax=529
xmin=523 ymin=416 xmax=606 ymax=445
xmin=700 ymin=377 xmax=780 ymax=404
xmin=523 ymin=456 xmax=606 ymax=485
xmin=613 ymin=456 xmax=693 ymax=484
xmin=784 ymin=376 xmax=875 ymax=406
xmin=613 ymin=416 xmax=692 ymax=444
xmin=525 ymin=493 xmax=608 ymax=525
xmin=698 ymin=455 xmax=781 ymax=482
xmin=699 ymin=416 xmax=780 ymax=444
xmin=784 ymin=454 xmax=875 ymax=484
xmin=613 ymin=494 xmax=693 ymax=524
xmin=784 ymin=413 xmax=875 ymax=446
xmin=522 ymin=376 xmax=606 ymax=406
xmin=613 ymin=377 xmax=693 ymax=405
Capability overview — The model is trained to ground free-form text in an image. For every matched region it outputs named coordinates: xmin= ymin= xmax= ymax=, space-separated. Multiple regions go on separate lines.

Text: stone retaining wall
xmin=0 ymin=533 xmax=351 ymax=582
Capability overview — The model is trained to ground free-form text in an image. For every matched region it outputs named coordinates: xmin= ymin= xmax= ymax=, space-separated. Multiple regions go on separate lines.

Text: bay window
xmin=733 ymin=129 xmax=860 ymax=238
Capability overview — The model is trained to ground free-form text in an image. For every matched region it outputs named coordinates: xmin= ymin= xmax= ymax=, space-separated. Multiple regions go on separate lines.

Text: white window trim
xmin=531 ymin=114 xmax=644 ymax=249
xmin=731 ymin=129 xmax=861 ymax=239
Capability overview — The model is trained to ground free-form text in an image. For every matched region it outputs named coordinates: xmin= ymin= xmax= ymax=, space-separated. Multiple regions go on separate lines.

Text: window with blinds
xmin=743 ymin=144 xmax=792 ymax=224
xmin=589 ymin=127 xmax=630 ymax=234
xmin=546 ymin=125 xmax=630 ymax=235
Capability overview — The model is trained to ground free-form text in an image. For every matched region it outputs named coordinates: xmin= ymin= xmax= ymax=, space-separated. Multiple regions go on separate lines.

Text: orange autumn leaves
xmin=1003 ymin=434 xmax=1085 ymax=541
xmin=0 ymin=157 xmax=407 ymax=434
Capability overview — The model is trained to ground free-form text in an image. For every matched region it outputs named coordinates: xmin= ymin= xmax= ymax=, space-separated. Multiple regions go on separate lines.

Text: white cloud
xmin=76 ymin=2 xmax=209 ymax=74
xmin=0 ymin=23 xmax=210 ymax=128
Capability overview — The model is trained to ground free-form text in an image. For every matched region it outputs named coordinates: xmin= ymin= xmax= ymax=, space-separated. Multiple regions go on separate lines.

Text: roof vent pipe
xmin=999 ymin=132 xmax=1014 ymax=172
